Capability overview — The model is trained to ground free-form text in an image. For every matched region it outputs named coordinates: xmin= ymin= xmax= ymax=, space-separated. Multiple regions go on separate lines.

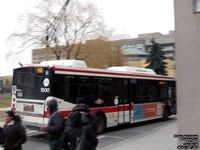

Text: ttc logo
xmin=95 ymin=99 xmax=104 ymax=105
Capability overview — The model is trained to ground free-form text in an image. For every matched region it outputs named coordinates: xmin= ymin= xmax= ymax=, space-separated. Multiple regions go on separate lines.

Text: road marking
xmin=98 ymin=135 xmax=125 ymax=140
xmin=26 ymin=129 xmax=39 ymax=134
xmin=98 ymin=135 xmax=107 ymax=139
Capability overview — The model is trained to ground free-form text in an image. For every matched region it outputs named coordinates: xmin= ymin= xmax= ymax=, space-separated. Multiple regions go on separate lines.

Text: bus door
xmin=168 ymin=82 xmax=176 ymax=114
xmin=118 ymin=79 xmax=130 ymax=124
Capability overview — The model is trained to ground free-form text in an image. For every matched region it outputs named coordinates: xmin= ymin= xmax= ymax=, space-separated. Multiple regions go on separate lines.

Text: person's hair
xmin=76 ymin=97 xmax=86 ymax=104
xmin=6 ymin=110 xmax=15 ymax=118
xmin=6 ymin=110 xmax=21 ymax=123
xmin=14 ymin=115 xmax=22 ymax=123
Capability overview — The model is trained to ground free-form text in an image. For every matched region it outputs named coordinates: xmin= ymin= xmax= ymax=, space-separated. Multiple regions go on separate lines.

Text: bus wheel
xmin=162 ymin=108 xmax=169 ymax=121
xmin=96 ymin=113 xmax=106 ymax=134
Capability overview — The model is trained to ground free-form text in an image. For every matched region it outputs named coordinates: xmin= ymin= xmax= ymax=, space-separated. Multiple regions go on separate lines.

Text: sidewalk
xmin=104 ymin=121 xmax=178 ymax=150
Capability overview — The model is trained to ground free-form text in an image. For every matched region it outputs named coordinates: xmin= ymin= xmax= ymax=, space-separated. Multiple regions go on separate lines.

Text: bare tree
xmin=8 ymin=0 xmax=106 ymax=60
xmin=79 ymin=38 xmax=126 ymax=68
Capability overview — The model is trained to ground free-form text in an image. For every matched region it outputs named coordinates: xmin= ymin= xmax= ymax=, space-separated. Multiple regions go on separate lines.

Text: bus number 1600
xmin=41 ymin=88 xmax=50 ymax=93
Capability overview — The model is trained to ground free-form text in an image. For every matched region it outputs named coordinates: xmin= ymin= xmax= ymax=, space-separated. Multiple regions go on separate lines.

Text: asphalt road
xmin=20 ymin=116 xmax=177 ymax=150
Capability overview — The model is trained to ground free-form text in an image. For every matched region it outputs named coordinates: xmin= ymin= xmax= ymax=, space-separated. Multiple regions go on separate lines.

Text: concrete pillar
xmin=174 ymin=0 xmax=200 ymax=147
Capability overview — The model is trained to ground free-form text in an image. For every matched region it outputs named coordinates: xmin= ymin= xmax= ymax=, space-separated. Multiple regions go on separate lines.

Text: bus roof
xmin=107 ymin=66 xmax=156 ymax=75
xmin=40 ymin=60 xmax=87 ymax=68
xmin=21 ymin=60 xmax=175 ymax=81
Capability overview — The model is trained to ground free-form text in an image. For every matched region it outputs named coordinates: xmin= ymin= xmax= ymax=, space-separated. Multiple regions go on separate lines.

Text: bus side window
xmin=52 ymin=74 xmax=65 ymax=99
xmin=159 ymin=84 xmax=168 ymax=102
xmin=79 ymin=85 xmax=91 ymax=96
xmin=69 ymin=84 xmax=78 ymax=97
xmin=132 ymin=80 xmax=158 ymax=104
xmin=136 ymin=85 xmax=146 ymax=103
xmin=98 ymin=78 xmax=113 ymax=105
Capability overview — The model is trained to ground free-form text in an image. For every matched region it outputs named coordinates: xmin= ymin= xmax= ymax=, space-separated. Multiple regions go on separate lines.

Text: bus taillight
xmin=13 ymin=97 xmax=15 ymax=102
xmin=13 ymin=103 xmax=15 ymax=108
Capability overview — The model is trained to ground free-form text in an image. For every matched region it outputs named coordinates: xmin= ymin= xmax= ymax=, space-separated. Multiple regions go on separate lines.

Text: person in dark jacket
xmin=61 ymin=111 xmax=82 ymax=150
xmin=40 ymin=99 xmax=65 ymax=150
xmin=0 ymin=126 xmax=4 ymax=145
xmin=72 ymin=97 xmax=98 ymax=150
xmin=2 ymin=110 xmax=27 ymax=150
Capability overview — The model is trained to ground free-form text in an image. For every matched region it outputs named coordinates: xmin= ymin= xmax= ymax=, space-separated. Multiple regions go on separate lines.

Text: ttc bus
xmin=11 ymin=60 xmax=176 ymax=133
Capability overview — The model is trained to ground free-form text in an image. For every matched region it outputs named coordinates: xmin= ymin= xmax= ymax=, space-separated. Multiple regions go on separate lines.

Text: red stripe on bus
xmin=43 ymin=110 xmax=73 ymax=118
xmin=43 ymin=105 xmax=134 ymax=118
xmin=55 ymin=68 xmax=175 ymax=80
xmin=60 ymin=111 xmax=72 ymax=117
xmin=90 ymin=105 xmax=132 ymax=113
xmin=11 ymin=107 xmax=16 ymax=112
xmin=19 ymin=105 xmax=134 ymax=118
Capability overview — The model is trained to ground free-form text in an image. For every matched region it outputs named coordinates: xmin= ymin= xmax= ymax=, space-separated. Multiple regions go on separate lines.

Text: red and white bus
xmin=11 ymin=60 xmax=176 ymax=133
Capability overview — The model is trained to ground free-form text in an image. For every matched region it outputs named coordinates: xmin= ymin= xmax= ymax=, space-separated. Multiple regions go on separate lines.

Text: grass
xmin=0 ymin=98 xmax=11 ymax=122
xmin=0 ymin=111 xmax=5 ymax=122
xmin=0 ymin=97 xmax=11 ymax=108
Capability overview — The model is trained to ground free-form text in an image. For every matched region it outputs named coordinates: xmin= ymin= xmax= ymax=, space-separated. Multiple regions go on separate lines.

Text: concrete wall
xmin=174 ymin=0 xmax=200 ymax=136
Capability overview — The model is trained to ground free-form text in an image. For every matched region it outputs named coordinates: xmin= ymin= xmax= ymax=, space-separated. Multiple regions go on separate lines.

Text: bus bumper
xmin=24 ymin=121 xmax=44 ymax=131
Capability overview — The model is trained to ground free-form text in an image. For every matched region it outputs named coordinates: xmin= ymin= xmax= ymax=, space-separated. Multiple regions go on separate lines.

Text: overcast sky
xmin=0 ymin=0 xmax=174 ymax=76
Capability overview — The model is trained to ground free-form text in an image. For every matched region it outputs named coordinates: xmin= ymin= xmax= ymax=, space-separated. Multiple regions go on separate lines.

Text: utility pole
xmin=46 ymin=28 xmax=49 ymax=60
xmin=45 ymin=0 xmax=71 ymax=61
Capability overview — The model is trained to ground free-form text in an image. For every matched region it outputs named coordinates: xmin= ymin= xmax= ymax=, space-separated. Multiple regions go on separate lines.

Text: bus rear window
xmin=13 ymin=72 xmax=34 ymax=88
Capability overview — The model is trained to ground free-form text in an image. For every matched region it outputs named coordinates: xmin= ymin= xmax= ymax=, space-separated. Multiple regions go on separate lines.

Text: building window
xmin=5 ymin=79 xmax=9 ymax=85
xmin=194 ymin=0 xmax=200 ymax=13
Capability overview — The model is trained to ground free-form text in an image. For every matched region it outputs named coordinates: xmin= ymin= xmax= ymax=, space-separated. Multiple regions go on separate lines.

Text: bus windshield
xmin=13 ymin=67 xmax=52 ymax=100
xmin=13 ymin=72 xmax=35 ymax=88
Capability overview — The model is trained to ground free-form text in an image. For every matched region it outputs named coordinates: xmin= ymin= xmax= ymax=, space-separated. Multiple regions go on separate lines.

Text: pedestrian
xmin=72 ymin=97 xmax=98 ymax=150
xmin=61 ymin=111 xmax=82 ymax=150
xmin=40 ymin=99 xmax=65 ymax=150
xmin=2 ymin=110 xmax=27 ymax=150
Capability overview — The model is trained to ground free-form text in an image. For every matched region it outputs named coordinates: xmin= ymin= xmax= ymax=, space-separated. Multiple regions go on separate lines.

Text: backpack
xmin=76 ymin=111 xmax=98 ymax=150
xmin=0 ymin=127 xmax=4 ymax=145
xmin=72 ymin=104 xmax=97 ymax=129
xmin=76 ymin=124 xmax=98 ymax=150
xmin=81 ymin=112 xmax=97 ymax=131
xmin=71 ymin=104 xmax=98 ymax=150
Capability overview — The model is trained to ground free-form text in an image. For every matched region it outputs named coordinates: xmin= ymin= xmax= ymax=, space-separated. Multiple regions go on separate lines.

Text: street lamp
xmin=194 ymin=0 xmax=200 ymax=13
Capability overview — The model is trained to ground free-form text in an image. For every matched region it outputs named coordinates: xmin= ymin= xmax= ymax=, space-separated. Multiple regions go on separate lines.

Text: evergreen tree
xmin=145 ymin=39 xmax=167 ymax=75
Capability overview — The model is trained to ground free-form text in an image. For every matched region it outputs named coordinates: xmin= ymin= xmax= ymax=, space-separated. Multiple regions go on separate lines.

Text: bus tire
xmin=96 ymin=113 xmax=106 ymax=134
xmin=162 ymin=108 xmax=169 ymax=121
